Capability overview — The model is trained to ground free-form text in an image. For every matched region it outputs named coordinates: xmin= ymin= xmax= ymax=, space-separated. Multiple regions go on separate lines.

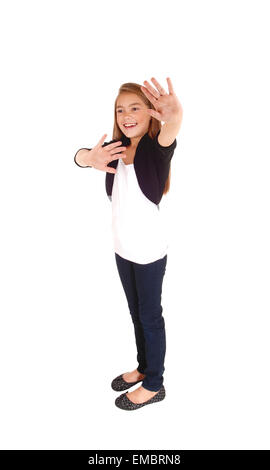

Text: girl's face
xmin=116 ymin=93 xmax=151 ymax=139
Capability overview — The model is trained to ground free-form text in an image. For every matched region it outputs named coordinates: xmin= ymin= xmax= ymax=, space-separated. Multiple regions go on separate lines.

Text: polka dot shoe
xmin=115 ymin=385 xmax=166 ymax=410
xmin=111 ymin=373 xmax=144 ymax=392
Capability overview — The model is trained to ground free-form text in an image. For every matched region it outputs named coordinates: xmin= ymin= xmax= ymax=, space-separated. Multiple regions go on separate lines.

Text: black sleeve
xmin=74 ymin=148 xmax=92 ymax=167
xmin=152 ymin=129 xmax=177 ymax=164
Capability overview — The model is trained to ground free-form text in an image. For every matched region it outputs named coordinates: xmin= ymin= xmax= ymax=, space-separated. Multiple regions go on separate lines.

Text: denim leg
xmin=133 ymin=255 xmax=167 ymax=392
xmin=115 ymin=253 xmax=147 ymax=374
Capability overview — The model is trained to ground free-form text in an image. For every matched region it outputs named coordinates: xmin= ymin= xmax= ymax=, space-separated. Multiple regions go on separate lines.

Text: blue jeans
xmin=114 ymin=252 xmax=167 ymax=392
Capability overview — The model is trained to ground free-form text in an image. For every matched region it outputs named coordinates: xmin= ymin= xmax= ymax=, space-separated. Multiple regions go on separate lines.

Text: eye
xmin=116 ymin=107 xmax=139 ymax=113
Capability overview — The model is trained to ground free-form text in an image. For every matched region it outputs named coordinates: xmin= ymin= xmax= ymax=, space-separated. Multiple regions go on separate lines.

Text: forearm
xmin=158 ymin=113 xmax=183 ymax=147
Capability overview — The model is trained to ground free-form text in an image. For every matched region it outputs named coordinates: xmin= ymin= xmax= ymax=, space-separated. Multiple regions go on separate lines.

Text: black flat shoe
xmin=115 ymin=385 xmax=166 ymax=410
xmin=111 ymin=373 xmax=144 ymax=392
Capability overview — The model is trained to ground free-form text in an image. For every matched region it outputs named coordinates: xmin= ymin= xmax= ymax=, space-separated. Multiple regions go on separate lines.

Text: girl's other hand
xmin=90 ymin=134 xmax=127 ymax=174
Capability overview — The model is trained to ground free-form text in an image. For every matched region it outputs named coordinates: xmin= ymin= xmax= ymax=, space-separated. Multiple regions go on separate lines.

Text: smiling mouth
xmin=123 ymin=123 xmax=137 ymax=128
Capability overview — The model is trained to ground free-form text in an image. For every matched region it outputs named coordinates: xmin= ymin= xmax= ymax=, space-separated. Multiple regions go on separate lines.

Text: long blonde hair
xmin=112 ymin=82 xmax=171 ymax=195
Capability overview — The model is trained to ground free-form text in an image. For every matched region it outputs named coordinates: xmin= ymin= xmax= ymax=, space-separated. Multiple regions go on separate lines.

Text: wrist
xmin=76 ymin=148 xmax=92 ymax=167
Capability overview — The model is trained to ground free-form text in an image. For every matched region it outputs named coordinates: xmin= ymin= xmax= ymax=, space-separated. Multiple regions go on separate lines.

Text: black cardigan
xmin=74 ymin=129 xmax=177 ymax=206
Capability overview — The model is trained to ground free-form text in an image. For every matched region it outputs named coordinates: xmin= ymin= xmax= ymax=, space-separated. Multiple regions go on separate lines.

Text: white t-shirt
xmin=111 ymin=157 xmax=168 ymax=264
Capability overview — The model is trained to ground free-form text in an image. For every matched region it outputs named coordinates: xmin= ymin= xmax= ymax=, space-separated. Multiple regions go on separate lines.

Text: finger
xmin=148 ymin=109 xmax=162 ymax=121
xmin=166 ymin=77 xmax=174 ymax=95
xmin=109 ymin=146 xmax=126 ymax=155
xmin=140 ymin=86 xmax=158 ymax=107
xmin=105 ymin=141 xmax=125 ymax=151
xmin=143 ymin=80 xmax=160 ymax=98
xmin=110 ymin=153 xmax=126 ymax=161
xmin=151 ymin=77 xmax=167 ymax=95
xmin=105 ymin=167 xmax=117 ymax=174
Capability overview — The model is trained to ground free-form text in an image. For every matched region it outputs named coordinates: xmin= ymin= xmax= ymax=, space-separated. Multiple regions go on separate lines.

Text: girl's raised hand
xmin=140 ymin=77 xmax=183 ymax=124
xmin=89 ymin=134 xmax=127 ymax=174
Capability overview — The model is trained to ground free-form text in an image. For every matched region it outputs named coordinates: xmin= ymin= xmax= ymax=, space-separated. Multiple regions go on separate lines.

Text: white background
xmin=0 ymin=0 xmax=269 ymax=450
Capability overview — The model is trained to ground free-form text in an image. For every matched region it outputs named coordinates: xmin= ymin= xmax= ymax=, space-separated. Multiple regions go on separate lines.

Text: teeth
xmin=124 ymin=123 xmax=136 ymax=127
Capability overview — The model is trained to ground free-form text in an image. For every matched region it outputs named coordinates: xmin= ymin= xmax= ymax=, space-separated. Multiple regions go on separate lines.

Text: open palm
xmin=141 ymin=77 xmax=183 ymax=124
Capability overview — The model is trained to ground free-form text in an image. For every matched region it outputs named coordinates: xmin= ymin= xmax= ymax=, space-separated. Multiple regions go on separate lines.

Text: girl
xmin=74 ymin=77 xmax=183 ymax=411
